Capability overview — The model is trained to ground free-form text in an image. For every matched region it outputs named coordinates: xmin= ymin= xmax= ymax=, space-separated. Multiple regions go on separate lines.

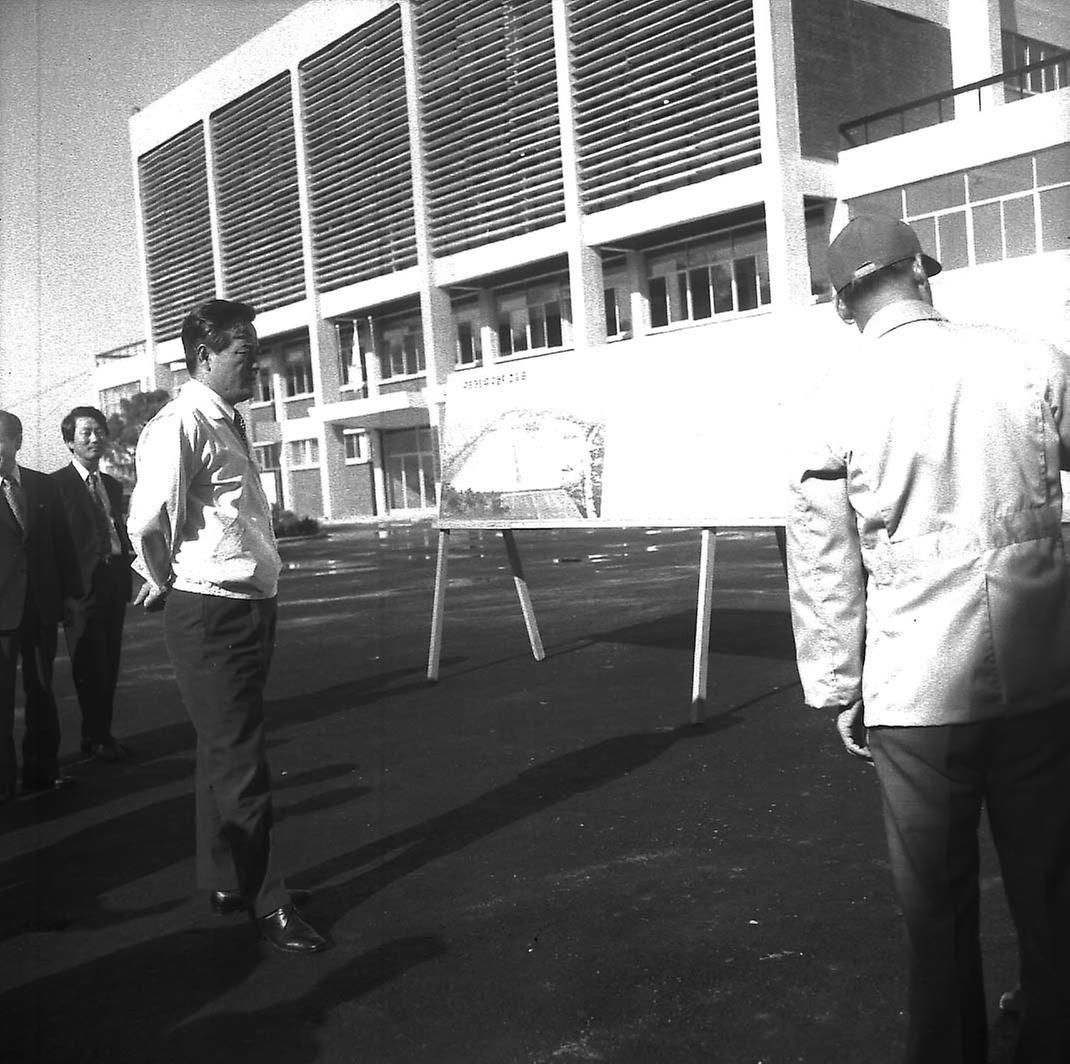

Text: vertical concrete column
xmin=399 ymin=4 xmax=452 ymax=415
xmin=369 ymin=428 xmax=389 ymax=515
xmin=319 ymin=420 xmax=349 ymax=522
xmin=423 ymin=285 xmax=457 ymax=400
xmin=363 ymin=315 xmax=382 ymax=398
xmin=289 ymin=64 xmax=344 ymax=518
xmin=202 ymin=120 xmax=227 ymax=297
xmin=754 ymin=0 xmax=812 ymax=308
xmin=624 ymin=251 xmax=649 ymax=338
xmin=552 ymin=0 xmax=607 ymax=352
xmin=949 ymin=0 xmax=1004 ymax=115
xmin=477 ymin=288 xmax=500 ymax=366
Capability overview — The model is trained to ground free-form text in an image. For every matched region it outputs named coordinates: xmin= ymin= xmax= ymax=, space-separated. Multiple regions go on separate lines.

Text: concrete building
xmin=127 ymin=0 xmax=1070 ymax=520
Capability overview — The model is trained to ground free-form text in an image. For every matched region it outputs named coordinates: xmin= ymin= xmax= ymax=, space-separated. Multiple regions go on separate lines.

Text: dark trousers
xmin=869 ymin=703 xmax=1070 ymax=1064
xmin=164 ymin=590 xmax=286 ymax=917
xmin=65 ymin=560 xmax=128 ymax=743
xmin=0 ymin=630 xmax=18 ymax=796
xmin=0 ymin=598 xmax=63 ymax=791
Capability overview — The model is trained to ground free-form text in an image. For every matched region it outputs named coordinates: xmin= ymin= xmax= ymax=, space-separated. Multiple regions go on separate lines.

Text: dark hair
xmin=61 ymin=406 xmax=108 ymax=443
xmin=181 ymin=299 xmax=257 ymax=375
xmin=0 ymin=410 xmax=23 ymax=441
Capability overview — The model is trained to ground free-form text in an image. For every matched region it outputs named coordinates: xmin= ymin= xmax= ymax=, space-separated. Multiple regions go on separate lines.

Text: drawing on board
xmin=438 ymin=355 xmax=608 ymax=523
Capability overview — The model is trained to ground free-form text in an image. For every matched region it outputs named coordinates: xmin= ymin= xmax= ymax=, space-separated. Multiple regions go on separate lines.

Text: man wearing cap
xmin=785 ymin=213 xmax=1070 ymax=1063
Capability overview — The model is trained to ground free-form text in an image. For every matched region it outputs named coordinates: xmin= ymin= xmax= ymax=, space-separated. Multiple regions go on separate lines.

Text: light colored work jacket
xmin=786 ymin=300 xmax=1070 ymax=727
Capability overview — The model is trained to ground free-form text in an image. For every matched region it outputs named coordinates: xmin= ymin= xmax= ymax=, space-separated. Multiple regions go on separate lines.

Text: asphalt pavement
xmin=0 ymin=525 xmax=1024 ymax=1063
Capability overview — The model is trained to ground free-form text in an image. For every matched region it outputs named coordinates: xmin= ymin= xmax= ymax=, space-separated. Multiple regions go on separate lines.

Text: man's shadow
xmin=0 ymin=764 xmax=365 ymax=942
xmin=0 ymin=922 xmax=444 ymax=1064
xmin=157 ymin=935 xmax=447 ymax=1064
xmin=300 ymin=713 xmax=742 ymax=926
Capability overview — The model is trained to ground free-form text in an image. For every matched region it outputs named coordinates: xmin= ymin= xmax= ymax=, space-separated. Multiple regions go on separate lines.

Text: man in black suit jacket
xmin=52 ymin=407 xmax=135 ymax=763
xmin=0 ymin=410 xmax=83 ymax=798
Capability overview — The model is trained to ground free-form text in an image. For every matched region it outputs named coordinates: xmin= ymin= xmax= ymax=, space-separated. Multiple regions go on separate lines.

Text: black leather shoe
xmin=210 ymin=890 xmax=248 ymax=916
xmin=22 ymin=775 xmax=76 ymax=792
xmin=256 ymin=905 xmax=329 ymax=953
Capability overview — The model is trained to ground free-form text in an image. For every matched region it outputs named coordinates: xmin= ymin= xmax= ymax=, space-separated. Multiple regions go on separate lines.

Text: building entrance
xmin=384 ymin=426 xmax=438 ymax=511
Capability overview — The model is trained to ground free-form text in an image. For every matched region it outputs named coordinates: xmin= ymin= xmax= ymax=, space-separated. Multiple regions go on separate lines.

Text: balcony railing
xmin=840 ymin=51 xmax=1070 ymax=148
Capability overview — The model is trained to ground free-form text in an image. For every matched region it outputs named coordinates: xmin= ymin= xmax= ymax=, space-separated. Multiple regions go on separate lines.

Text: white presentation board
xmin=437 ymin=305 xmax=853 ymax=529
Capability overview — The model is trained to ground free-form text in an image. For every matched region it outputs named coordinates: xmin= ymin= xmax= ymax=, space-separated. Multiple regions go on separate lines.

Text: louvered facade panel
xmin=571 ymin=0 xmax=762 ymax=212
xmin=212 ymin=73 xmax=305 ymax=311
xmin=301 ymin=8 xmax=417 ymax=291
xmin=416 ymin=0 xmax=565 ymax=256
xmin=139 ymin=124 xmax=215 ymax=342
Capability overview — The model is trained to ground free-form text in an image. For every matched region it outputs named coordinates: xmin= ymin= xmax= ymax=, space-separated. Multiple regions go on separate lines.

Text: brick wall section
xmin=290 ymin=468 xmax=323 ymax=518
xmin=793 ymin=0 xmax=953 ymax=158
xmin=339 ymin=463 xmax=377 ymax=517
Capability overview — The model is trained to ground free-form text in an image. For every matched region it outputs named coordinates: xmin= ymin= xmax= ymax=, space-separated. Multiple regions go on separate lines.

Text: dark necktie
xmin=1 ymin=476 xmax=25 ymax=536
xmin=87 ymin=472 xmax=114 ymax=557
xmin=233 ymin=410 xmax=249 ymax=451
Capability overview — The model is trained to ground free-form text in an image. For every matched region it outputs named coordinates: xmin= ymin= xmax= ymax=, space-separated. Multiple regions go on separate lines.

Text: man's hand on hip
xmin=134 ymin=581 xmax=169 ymax=612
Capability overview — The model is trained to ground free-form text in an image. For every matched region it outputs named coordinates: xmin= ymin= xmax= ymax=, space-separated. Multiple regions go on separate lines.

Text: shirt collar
xmin=863 ymin=299 xmax=944 ymax=340
xmin=71 ymin=458 xmax=97 ymax=482
xmin=181 ymin=377 xmax=238 ymax=421
xmin=3 ymin=465 xmax=21 ymax=487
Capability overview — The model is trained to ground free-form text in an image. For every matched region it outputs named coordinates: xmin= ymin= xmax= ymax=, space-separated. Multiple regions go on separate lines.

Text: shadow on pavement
xmin=2 ymin=923 xmax=253 ymax=1061
xmin=0 ymin=763 xmax=365 ymax=942
xmin=4 ymin=663 xmax=449 ymax=833
xmin=158 ymin=935 xmax=447 ymax=1064
xmin=1 ymin=925 xmax=445 ymax=1064
xmin=300 ymin=716 xmax=741 ymax=928
xmin=594 ymin=606 xmax=797 ymax=660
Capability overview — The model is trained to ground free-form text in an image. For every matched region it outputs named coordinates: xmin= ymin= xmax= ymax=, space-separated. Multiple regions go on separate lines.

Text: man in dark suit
xmin=52 ymin=407 xmax=135 ymax=763
xmin=0 ymin=410 xmax=83 ymax=799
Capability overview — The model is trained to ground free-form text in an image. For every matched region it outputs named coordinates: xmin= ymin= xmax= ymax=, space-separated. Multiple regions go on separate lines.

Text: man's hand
xmin=134 ymin=581 xmax=169 ymax=612
xmin=835 ymin=700 xmax=872 ymax=761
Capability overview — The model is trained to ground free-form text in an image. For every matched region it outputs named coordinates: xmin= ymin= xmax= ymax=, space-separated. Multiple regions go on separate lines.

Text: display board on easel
xmin=428 ymin=305 xmax=851 ymax=718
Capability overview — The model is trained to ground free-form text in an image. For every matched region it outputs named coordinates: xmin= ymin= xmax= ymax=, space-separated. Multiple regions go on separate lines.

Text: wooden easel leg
xmin=691 ymin=527 xmax=717 ymax=723
xmin=501 ymin=529 xmax=545 ymax=661
xmin=427 ymin=529 xmax=450 ymax=681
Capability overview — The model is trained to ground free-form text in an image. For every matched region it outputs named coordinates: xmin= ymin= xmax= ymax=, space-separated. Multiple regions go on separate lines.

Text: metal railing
xmin=840 ymin=51 xmax=1070 ymax=148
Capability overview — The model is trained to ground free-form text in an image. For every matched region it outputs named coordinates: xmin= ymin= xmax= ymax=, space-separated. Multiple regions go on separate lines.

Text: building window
xmin=253 ymin=442 xmax=281 ymax=472
xmin=98 ymin=381 xmax=141 ymax=417
xmin=647 ymin=232 xmax=771 ymax=329
xmin=254 ymin=367 xmax=275 ymax=404
xmin=455 ymin=317 xmax=483 ymax=367
xmin=343 ymin=429 xmax=369 ymax=464
xmin=378 ymin=319 xmax=425 ymax=380
xmin=603 ymin=286 xmax=631 ymax=338
xmin=850 ymin=145 xmax=1070 ymax=269
xmin=337 ymin=319 xmax=372 ymax=392
xmin=283 ymin=342 xmax=314 ymax=397
xmin=287 ymin=438 xmax=320 ymax=468
xmin=496 ymin=284 xmax=570 ymax=357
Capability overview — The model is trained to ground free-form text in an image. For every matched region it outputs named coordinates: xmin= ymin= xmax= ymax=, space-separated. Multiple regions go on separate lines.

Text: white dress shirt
xmin=128 ymin=379 xmax=280 ymax=599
